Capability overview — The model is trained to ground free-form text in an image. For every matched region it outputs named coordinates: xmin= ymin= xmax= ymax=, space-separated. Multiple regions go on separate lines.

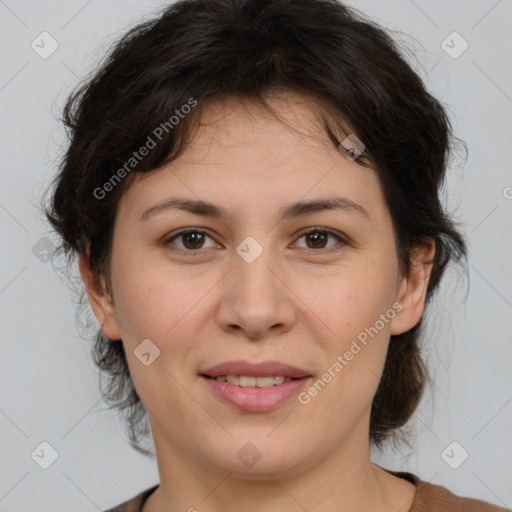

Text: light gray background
xmin=0 ymin=0 xmax=511 ymax=510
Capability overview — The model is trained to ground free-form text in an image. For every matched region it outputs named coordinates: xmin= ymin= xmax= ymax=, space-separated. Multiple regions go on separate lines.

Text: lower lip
xmin=201 ymin=376 xmax=311 ymax=411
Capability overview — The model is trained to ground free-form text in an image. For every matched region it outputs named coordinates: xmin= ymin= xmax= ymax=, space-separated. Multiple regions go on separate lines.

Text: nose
xmin=215 ymin=241 xmax=297 ymax=340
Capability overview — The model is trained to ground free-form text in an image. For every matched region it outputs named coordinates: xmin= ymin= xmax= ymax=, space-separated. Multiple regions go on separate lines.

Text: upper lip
xmin=201 ymin=360 xmax=311 ymax=379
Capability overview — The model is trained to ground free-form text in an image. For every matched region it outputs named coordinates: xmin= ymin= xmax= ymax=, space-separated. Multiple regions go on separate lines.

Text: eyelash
xmin=162 ymin=227 xmax=349 ymax=255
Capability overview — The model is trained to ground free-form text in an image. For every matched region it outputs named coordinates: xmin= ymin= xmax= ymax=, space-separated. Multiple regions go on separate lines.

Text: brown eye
xmin=305 ymin=230 xmax=329 ymax=249
xmin=180 ymin=231 xmax=206 ymax=250
xmin=294 ymin=228 xmax=347 ymax=252
xmin=162 ymin=227 xmax=347 ymax=255
xmin=164 ymin=229 xmax=217 ymax=252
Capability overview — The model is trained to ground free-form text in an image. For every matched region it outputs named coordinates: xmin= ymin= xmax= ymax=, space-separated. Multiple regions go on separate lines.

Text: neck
xmin=143 ymin=418 xmax=415 ymax=512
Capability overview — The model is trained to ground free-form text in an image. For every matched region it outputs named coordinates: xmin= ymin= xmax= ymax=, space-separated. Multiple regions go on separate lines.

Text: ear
xmin=78 ymin=249 xmax=122 ymax=340
xmin=390 ymin=239 xmax=435 ymax=336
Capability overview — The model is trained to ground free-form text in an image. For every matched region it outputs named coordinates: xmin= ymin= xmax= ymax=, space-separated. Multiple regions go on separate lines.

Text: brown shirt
xmin=104 ymin=467 xmax=511 ymax=511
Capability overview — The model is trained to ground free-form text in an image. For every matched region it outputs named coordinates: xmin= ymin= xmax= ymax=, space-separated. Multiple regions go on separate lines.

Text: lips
xmin=200 ymin=360 xmax=311 ymax=379
xmin=199 ymin=360 xmax=313 ymax=411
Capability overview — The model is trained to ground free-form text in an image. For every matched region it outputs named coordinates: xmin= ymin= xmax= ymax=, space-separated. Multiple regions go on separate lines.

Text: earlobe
xmin=78 ymin=250 xmax=122 ymax=340
xmin=390 ymin=239 xmax=435 ymax=336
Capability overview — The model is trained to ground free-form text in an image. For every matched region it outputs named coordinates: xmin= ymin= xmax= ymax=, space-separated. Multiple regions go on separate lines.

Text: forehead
xmin=130 ymin=92 xmax=369 ymax=191
xmin=118 ymin=92 xmax=390 ymax=230
xmin=179 ymin=92 xmax=345 ymax=159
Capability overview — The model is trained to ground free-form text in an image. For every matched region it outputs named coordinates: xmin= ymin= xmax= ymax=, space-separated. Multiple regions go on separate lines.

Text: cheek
xmin=304 ymin=257 xmax=397 ymax=404
xmin=318 ymin=259 xmax=398 ymax=347
xmin=109 ymin=261 xmax=207 ymax=418
xmin=110 ymin=254 xmax=207 ymax=344
xmin=304 ymin=290 xmax=392 ymax=422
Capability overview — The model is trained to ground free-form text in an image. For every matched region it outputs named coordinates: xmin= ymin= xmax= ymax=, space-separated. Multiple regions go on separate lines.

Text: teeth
xmin=226 ymin=375 xmax=239 ymax=385
xmin=215 ymin=375 xmax=293 ymax=387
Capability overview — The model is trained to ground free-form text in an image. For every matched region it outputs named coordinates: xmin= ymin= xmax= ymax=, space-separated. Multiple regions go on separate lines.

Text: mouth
xmin=200 ymin=360 xmax=311 ymax=379
xmin=201 ymin=374 xmax=299 ymax=387
xmin=199 ymin=360 xmax=312 ymax=411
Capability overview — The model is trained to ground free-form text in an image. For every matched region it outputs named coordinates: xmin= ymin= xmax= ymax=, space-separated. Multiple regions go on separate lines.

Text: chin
xmin=199 ymin=435 xmax=312 ymax=479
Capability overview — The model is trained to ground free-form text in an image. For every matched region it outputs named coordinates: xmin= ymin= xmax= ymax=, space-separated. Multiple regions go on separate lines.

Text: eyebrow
xmin=139 ymin=195 xmax=370 ymax=222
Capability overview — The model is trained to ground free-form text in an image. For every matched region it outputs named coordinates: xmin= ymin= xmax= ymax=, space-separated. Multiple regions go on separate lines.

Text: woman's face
xmin=85 ymin=93 xmax=431 ymax=477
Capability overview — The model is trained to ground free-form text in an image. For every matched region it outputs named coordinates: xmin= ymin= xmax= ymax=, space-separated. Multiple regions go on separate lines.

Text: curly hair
xmin=44 ymin=0 xmax=468 ymax=457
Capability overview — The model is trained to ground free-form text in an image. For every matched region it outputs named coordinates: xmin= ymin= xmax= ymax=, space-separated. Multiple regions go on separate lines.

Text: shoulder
xmin=103 ymin=484 xmax=158 ymax=512
xmin=412 ymin=478 xmax=510 ymax=512
xmin=381 ymin=466 xmax=511 ymax=512
xmin=101 ymin=474 xmax=511 ymax=512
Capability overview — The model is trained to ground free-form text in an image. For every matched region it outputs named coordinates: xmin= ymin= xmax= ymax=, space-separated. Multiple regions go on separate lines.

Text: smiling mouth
xmin=200 ymin=365 xmax=312 ymax=411
xmin=201 ymin=375 xmax=301 ymax=387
